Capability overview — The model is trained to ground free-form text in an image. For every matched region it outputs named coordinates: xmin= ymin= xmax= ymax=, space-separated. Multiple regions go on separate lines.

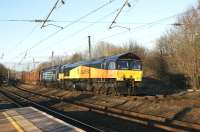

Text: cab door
xmin=107 ymin=61 xmax=117 ymax=79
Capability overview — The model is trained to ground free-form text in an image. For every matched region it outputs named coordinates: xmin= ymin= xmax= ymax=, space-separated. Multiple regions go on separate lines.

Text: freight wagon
xmin=21 ymin=70 xmax=40 ymax=85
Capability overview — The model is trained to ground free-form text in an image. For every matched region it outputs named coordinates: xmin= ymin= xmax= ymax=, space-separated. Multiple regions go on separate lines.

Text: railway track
xmin=0 ymin=90 xmax=21 ymax=109
xmin=2 ymin=85 xmax=200 ymax=132
xmin=0 ymin=87 xmax=103 ymax=132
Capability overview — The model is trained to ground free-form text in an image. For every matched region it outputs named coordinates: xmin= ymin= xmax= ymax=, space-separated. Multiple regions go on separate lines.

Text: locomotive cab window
xmin=117 ymin=60 xmax=129 ymax=70
xmin=102 ymin=62 xmax=108 ymax=69
xmin=117 ymin=60 xmax=142 ymax=70
xmin=64 ymin=67 xmax=72 ymax=76
xmin=129 ymin=61 xmax=141 ymax=70
xmin=108 ymin=62 xmax=116 ymax=70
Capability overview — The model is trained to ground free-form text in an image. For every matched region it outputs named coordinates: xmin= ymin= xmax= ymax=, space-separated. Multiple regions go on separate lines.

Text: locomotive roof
xmin=61 ymin=59 xmax=104 ymax=68
xmin=61 ymin=52 xmax=140 ymax=69
xmin=104 ymin=52 xmax=140 ymax=61
xmin=42 ymin=65 xmax=60 ymax=72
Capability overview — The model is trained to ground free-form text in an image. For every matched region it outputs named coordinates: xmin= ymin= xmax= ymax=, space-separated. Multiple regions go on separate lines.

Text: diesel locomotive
xmin=40 ymin=52 xmax=143 ymax=95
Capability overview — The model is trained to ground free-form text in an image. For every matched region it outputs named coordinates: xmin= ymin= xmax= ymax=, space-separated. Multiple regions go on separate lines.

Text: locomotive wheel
xmin=128 ymin=87 xmax=133 ymax=96
xmin=114 ymin=82 xmax=120 ymax=96
xmin=106 ymin=82 xmax=116 ymax=96
xmin=101 ymin=83 xmax=108 ymax=95
xmin=97 ymin=83 xmax=104 ymax=94
xmin=127 ymin=80 xmax=134 ymax=96
xmin=107 ymin=86 xmax=115 ymax=95
xmin=93 ymin=82 xmax=100 ymax=94
xmin=86 ymin=81 xmax=92 ymax=91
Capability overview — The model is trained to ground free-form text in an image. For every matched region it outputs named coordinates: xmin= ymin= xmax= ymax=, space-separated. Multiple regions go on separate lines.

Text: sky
xmin=0 ymin=0 xmax=197 ymax=70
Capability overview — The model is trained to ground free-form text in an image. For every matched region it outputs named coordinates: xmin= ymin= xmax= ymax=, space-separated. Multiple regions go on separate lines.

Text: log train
xmin=22 ymin=52 xmax=143 ymax=95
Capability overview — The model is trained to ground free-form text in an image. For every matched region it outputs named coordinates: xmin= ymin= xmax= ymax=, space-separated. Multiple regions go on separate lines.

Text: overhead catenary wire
xmin=11 ymin=8 xmax=186 ymax=66
xmin=0 ymin=19 xmax=175 ymax=25
xmin=99 ymin=10 xmax=189 ymax=41
xmin=3 ymin=24 xmax=39 ymax=66
xmin=2 ymin=1 xmax=64 ymax=69
xmin=14 ymin=8 xmax=181 ymax=67
xmin=14 ymin=24 xmax=38 ymax=49
xmin=4 ymin=1 xmax=61 ymax=63
xmin=24 ymin=0 xmax=139 ymax=55
xmin=18 ymin=50 xmax=28 ymax=65
xmin=6 ymin=24 xmax=38 ymax=63
xmin=0 ymin=19 xmax=53 ymax=22
xmin=15 ymin=0 xmax=116 ymax=65
xmin=27 ymin=0 xmax=140 ymax=56
xmin=53 ymin=7 xmax=121 ymax=47
xmin=7 ymin=0 xmax=188 ymax=71
xmin=31 ymin=0 xmax=115 ymax=50
xmin=29 ymin=7 xmax=121 ymax=56
xmin=71 ymin=8 xmax=120 ymax=36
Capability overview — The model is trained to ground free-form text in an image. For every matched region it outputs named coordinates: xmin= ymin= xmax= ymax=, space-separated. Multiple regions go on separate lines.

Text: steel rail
xmin=6 ymin=86 xmax=200 ymax=132
xmin=1 ymin=87 xmax=104 ymax=132
xmin=0 ymin=89 xmax=22 ymax=108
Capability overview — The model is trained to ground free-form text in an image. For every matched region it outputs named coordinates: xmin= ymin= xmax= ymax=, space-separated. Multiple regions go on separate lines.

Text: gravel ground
xmin=18 ymin=84 xmax=200 ymax=130
xmin=3 ymin=85 xmax=164 ymax=132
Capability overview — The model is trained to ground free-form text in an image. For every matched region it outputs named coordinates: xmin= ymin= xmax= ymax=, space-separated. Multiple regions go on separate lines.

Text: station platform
xmin=0 ymin=107 xmax=84 ymax=132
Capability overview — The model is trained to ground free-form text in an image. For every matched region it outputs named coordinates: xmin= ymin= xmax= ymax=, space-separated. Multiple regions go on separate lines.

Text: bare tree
xmin=155 ymin=2 xmax=200 ymax=89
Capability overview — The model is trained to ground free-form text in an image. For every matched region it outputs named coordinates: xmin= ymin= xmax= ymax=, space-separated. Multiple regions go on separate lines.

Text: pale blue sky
xmin=0 ymin=0 xmax=197 ymax=70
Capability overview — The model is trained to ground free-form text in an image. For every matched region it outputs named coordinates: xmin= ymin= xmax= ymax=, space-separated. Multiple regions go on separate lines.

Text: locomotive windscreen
xmin=117 ymin=60 xmax=141 ymax=70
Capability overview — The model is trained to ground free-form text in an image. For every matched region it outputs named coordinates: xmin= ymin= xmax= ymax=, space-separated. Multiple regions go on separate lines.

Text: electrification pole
xmin=88 ymin=36 xmax=91 ymax=78
xmin=88 ymin=36 xmax=92 ymax=90
xmin=33 ymin=58 xmax=35 ymax=69
xmin=51 ymin=51 xmax=54 ymax=67
xmin=88 ymin=36 xmax=91 ymax=60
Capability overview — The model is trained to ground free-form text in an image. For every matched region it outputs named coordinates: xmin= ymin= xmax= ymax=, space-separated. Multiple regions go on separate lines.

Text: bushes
xmin=154 ymin=2 xmax=200 ymax=89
